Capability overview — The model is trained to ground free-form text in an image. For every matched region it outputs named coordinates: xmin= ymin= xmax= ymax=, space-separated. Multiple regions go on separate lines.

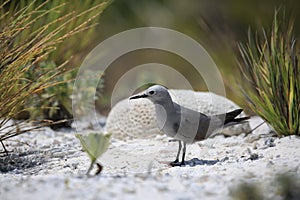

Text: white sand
xmin=1 ymin=117 xmax=300 ymax=199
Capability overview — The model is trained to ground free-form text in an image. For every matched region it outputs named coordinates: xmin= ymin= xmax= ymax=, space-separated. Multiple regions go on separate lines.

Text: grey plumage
xmin=129 ymin=85 xmax=249 ymax=166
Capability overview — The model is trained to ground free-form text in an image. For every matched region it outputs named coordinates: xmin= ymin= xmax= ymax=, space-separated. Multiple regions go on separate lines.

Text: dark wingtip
xmin=129 ymin=93 xmax=148 ymax=100
xmin=235 ymin=109 xmax=243 ymax=115
xmin=224 ymin=109 xmax=246 ymax=124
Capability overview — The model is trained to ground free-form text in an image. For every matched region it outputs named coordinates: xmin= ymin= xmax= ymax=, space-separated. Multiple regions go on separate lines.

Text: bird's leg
xmin=180 ymin=142 xmax=186 ymax=166
xmin=175 ymin=140 xmax=182 ymax=163
xmin=170 ymin=140 xmax=181 ymax=166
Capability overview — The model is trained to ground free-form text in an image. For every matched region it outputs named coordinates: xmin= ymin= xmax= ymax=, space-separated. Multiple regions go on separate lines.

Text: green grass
xmin=0 ymin=0 xmax=109 ymax=153
xmin=0 ymin=0 xmax=110 ymax=122
xmin=238 ymin=10 xmax=300 ymax=136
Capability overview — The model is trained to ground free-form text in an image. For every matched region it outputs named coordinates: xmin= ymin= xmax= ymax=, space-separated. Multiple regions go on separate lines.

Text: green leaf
xmin=76 ymin=132 xmax=111 ymax=162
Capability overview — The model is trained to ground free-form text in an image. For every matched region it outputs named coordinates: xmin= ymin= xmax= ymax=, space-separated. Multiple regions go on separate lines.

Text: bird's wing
xmin=174 ymin=103 xmax=212 ymax=142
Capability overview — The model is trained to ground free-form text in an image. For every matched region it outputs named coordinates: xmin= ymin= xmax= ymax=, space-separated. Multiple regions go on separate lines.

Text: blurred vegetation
xmin=0 ymin=0 xmax=109 ymax=153
xmin=24 ymin=61 xmax=76 ymax=122
xmin=276 ymin=173 xmax=300 ymax=200
xmin=2 ymin=0 xmax=298 ymax=118
xmin=231 ymin=173 xmax=300 ymax=200
xmin=94 ymin=0 xmax=300 ymax=113
xmin=2 ymin=0 xmax=110 ymax=66
xmin=231 ymin=182 xmax=263 ymax=200
xmin=238 ymin=11 xmax=299 ymax=136
xmin=1 ymin=0 xmax=299 ymax=135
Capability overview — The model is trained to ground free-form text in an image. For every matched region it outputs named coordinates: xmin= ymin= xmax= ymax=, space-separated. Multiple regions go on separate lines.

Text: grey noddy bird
xmin=129 ymin=85 xmax=250 ymax=166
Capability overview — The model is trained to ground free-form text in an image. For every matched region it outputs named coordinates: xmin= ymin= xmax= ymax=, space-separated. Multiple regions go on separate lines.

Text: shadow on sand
xmin=182 ymin=157 xmax=229 ymax=167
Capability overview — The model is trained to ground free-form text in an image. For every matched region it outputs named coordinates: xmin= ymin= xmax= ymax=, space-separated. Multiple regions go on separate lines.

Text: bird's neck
xmin=154 ymin=95 xmax=175 ymax=114
xmin=154 ymin=94 xmax=175 ymax=122
xmin=153 ymin=95 xmax=178 ymax=133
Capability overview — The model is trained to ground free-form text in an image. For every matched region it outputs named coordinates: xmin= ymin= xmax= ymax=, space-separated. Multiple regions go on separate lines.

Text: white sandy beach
xmin=1 ymin=116 xmax=300 ymax=200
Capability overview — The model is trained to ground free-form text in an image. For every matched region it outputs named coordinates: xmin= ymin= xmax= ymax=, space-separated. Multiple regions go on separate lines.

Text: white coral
xmin=106 ymin=89 xmax=251 ymax=140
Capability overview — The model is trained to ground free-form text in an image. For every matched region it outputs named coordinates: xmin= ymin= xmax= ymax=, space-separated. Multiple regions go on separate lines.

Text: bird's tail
xmin=223 ymin=109 xmax=250 ymax=127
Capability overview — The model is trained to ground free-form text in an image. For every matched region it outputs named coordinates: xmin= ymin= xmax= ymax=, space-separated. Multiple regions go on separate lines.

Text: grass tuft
xmin=0 ymin=0 xmax=109 ymax=153
xmin=238 ymin=9 xmax=300 ymax=136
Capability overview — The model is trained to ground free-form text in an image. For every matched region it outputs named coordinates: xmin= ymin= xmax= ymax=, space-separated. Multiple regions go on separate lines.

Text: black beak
xmin=129 ymin=93 xmax=148 ymax=100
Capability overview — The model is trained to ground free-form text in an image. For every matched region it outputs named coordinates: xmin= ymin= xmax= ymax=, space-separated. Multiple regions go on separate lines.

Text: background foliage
xmin=94 ymin=0 xmax=300 ymax=113
xmin=1 ymin=0 xmax=299 ymax=139
xmin=0 ymin=0 xmax=109 ymax=123
xmin=0 ymin=0 xmax=109 ymax=150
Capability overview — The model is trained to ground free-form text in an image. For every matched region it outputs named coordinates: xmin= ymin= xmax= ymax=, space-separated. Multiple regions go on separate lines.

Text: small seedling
xmin=76 ymin=132 xmax=111 ymax=176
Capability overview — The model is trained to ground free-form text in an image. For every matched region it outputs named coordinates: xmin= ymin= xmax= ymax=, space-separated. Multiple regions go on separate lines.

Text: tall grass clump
xmin=238 ymin=10 xmax=300 ymax=136
xmin=0 ymin=0 xmax=109 ymax=153
xmin=0 ymin=0 xmax=110 ymax=122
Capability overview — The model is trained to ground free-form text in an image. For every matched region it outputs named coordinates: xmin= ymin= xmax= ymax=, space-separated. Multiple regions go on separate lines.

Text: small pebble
xmin=265 ymin=138 xmax=276 ymax=147
xmin=41 ymin=145 xmax=51 ymax=149
xmin=67 ymin=150 xmax=77 ymax=155
xmin=248 ymin=153 xmax=259 ymax=160
xmin=53 ymin=139 xmax=61 ymax=145
xmin=252 ymin=142 xmax=259 ymax=149
xmin=266 ymin=161 xmax=274 ymax=167
xmin=52 ymin=152 xmax=65 ymax=158
xmin=122 ymin=186 xmax=136 ymax=194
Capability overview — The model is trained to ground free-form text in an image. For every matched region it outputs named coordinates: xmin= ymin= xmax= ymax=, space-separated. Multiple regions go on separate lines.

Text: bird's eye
xmin=149 ymin=90 xmax=155 ymax=95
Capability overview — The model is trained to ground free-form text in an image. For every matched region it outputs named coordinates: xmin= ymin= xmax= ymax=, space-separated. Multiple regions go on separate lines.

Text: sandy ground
xmin=1 ymin=117 xmax=300 ymax=200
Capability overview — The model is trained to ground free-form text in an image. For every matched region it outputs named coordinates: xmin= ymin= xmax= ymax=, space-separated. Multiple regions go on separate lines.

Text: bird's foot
xmin=169 ymin=159 xmax=180 ymax=167
xmin=169 ymin=160 xmax=186 ymax=167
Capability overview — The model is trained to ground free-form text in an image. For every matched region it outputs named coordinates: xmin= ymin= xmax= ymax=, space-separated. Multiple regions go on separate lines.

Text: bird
xmin=129 ymin=85 xmax=250 ymax=166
